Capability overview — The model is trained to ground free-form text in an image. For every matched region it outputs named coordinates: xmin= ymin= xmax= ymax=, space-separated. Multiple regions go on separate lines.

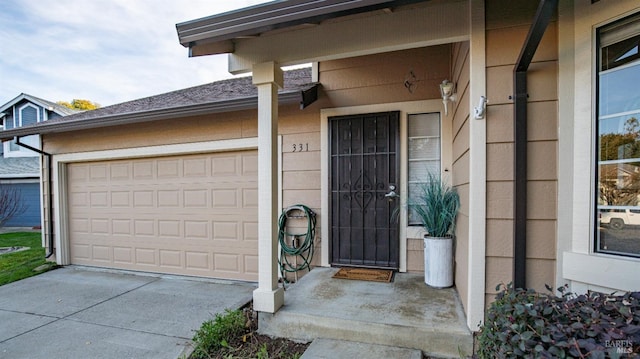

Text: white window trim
xmin=6 ymin=104 xmax=42 ymax=157
xmin=559 ymin=0 xmax=640 ymax=293
xmin=18 ymin=103 xmax=40 ymax=127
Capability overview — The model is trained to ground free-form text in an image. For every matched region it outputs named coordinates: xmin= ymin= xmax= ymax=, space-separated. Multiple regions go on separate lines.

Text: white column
xmin=252 ymin=61 xmax=285 ymax=313
xmin=467 ymin=0 xmax=487 ymax=331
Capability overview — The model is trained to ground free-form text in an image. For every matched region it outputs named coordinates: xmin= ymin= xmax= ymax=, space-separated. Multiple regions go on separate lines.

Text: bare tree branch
xmin=0 ymin=184 xmax=28 ymax=228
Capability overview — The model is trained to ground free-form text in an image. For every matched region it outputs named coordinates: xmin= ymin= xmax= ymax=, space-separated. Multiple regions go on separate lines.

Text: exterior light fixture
xmin=439 ymin=80 xmax=455 ymax=115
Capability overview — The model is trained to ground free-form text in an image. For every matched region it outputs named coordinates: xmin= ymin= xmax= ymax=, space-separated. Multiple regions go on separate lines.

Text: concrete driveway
xmin=0 ymin=266 xmax=255 ymax=358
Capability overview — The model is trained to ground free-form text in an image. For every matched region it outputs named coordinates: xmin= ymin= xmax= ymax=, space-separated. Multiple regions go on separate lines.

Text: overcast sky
xmin=0 ymin=0 xmax=272 ymax=107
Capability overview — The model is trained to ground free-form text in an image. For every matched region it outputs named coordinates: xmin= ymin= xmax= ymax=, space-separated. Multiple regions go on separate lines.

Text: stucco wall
xmin=485 ymin=0 xmax=559 ymax=304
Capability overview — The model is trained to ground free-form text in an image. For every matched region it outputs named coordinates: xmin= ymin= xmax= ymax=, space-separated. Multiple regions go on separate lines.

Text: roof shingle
xmin=0 ymin=157 xmax=39 ymax=177
xmin=47 ymin=67 xmax=313 ymax=125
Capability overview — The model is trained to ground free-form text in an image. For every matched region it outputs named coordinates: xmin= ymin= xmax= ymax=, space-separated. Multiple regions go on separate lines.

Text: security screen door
xmin=329 ymin=111 xmax=400 ymax=269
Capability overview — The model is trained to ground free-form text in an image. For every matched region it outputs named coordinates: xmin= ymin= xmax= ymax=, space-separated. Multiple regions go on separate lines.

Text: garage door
xmin=67 ymin=151 xmax=258 ymax=281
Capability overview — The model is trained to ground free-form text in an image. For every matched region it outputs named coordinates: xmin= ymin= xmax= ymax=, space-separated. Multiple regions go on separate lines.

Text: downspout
xmin=14 ymin=137 xmax=55 ymax=258
xmin=513 ymin=0 xmax=557 ymax=289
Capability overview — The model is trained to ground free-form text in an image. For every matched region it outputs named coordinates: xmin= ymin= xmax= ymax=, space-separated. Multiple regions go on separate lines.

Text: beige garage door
xmin=67 ymin=151 xmax=258 ymax=281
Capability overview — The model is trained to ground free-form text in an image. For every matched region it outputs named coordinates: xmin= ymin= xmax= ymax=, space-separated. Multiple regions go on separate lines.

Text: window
xmin=20 ymin=105 xmax=38 ymax=127
xmin=7 ymin=104 xmax=41 ymax=153
xmin=596 ymin=13 xmax=640 ymax=257
xmin=407 ymin=113 xmax=441 ymax=225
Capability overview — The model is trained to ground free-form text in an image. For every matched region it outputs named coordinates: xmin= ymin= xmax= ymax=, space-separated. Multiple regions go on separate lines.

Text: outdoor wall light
xmin=439 ymin=80 xmax=455 ymax=115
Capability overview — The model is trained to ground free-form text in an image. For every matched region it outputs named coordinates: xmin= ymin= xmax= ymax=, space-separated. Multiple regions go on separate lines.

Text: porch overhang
xmin=176 ymin=0 xmax=469 ymax=74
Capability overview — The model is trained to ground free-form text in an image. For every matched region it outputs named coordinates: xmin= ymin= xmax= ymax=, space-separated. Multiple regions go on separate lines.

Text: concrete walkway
xmin=0 ymin=266 xmax=255 ymax=358
xmin=301 ymin=338 xmax=422 ymax=359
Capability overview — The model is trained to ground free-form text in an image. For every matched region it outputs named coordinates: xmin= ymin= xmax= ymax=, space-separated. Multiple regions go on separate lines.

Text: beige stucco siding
xmin=485 ymin=0 xmax=559 ymax=303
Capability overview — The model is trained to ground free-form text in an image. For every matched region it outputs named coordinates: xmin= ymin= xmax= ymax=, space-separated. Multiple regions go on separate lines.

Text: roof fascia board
xmin=0 ymin=94 xmax=28 ymax=114
xmin=176 ymin=0 xmax=424 ymax=47
xmin=0 ymin=174 xmax=40 ymax=179
xmin=226 ymin=0 xmax=469 ymax=74
xmin=0 ymin=93 xmax=72 ymax=116
xmin=0 ymin=91 xmax=303 ymax=141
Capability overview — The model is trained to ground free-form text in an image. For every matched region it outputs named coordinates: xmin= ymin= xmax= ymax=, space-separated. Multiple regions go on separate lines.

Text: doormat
xmin=332 ymin=267 xmax=394 ymax=283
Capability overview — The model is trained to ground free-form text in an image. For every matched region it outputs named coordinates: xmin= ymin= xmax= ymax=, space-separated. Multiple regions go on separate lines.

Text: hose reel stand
xmin=278 ymin=204 xmax=316 ymax=283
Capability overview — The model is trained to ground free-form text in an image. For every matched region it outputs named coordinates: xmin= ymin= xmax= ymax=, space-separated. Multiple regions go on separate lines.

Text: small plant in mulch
xmin=475 ymin=283 xmax=640 ymax=358
xmin=191 ymin=306 xmax=308 ymax=359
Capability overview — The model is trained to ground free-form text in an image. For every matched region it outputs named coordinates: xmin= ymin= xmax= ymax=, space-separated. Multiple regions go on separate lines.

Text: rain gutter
xmin=513 ymin=0 xmax=557 ymax=289
xmin=13 ymin=137 xmax=55 ymax=258
xmin=0 ymin=90 xmax=308 ymax=141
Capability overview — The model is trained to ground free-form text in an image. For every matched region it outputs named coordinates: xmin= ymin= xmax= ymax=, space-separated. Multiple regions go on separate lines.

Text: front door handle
xmin=385 ymin=190 xmax=399 ymax=199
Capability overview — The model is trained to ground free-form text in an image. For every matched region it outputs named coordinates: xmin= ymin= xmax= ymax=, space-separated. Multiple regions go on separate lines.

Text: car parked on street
xmin=599 ymin=208 xmax=640 ymax=230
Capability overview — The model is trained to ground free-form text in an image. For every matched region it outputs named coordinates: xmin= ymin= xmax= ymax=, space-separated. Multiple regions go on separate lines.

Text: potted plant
xmin=408 ymin=172 xmax=460 ymax=288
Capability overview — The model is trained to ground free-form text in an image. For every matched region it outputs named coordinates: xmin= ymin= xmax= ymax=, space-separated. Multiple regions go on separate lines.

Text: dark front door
xmin=329 ymin=111 xmax=400 ymax=269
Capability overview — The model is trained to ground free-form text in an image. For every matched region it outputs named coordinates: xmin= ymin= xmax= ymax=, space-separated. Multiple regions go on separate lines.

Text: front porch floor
xmin=258 ymin=267 xmax=473 ymax=358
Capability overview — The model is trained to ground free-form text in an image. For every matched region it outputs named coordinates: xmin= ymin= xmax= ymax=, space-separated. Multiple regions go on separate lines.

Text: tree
xmin=599 ymin=117 xmax=640 ymax=206
xmin=57 ymin=99 xmax=101 ymax=111
xmin=600 ymin=117 xmax=640 ymax=161
xmin=0 ymin=185 xmax=27 ymax=228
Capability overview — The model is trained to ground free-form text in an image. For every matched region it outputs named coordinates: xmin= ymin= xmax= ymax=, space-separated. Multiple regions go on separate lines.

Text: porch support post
xmin=252 ymin=61 xmax=284 ymax=313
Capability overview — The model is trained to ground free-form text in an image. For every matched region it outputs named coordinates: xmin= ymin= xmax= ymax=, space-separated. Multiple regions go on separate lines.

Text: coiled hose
xmin=278 ymin=204 xmax=316 ymax=282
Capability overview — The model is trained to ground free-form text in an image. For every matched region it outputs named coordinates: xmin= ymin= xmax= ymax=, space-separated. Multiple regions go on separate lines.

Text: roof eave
xmin=0 ymin=90 xmax=306 ymax=142
xmin=176 ymin=0 xmax=429 ymax=56
xmin=0 ymin=93 xmax=79 ymax=117
xmin=0 ymin=174 xmax=40 ymax=179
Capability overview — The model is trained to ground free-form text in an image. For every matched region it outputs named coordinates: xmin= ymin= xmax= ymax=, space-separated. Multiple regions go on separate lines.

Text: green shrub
xmin=476 ymin=283 xmax=640 ymax=358
xmin=191 ymin=309 xmax=246 ymax=359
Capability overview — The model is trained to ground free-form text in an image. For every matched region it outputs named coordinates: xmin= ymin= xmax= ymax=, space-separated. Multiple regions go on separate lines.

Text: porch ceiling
xmin=176 ymin=0 xmax=470 ymax=74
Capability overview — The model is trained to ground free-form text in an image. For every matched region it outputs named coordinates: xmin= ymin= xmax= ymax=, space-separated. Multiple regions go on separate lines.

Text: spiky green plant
xmin=409 ymin=172 xmax=460 ymax=238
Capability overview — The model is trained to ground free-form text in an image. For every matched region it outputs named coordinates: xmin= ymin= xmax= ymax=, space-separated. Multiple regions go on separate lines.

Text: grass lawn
xmin=0 ymin=232 xmax=56 ymax=286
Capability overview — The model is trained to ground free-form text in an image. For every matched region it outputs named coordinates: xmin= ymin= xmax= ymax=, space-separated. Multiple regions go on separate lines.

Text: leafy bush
xmin=191 ymin=309 xmax=246 ymax=359
xmin=476 ymin=283 xmax=640 ymax=358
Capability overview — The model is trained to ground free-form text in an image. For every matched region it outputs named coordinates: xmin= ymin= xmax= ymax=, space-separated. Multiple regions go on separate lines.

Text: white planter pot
xmin=424 ymin=235 xmax=454 ymax=288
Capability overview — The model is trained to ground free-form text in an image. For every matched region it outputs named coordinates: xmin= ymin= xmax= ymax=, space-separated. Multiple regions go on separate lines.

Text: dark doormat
xmin=332 ymin=267 xmax=394 ymax=283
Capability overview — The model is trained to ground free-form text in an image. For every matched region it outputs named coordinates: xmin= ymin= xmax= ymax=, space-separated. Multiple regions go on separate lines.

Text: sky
xmin=0 ymin=0 xmax=272 ymax=107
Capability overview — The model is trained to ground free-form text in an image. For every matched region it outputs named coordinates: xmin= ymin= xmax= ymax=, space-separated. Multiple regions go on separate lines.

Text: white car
xmin=600 ymin=209 xmax=640 ymax=229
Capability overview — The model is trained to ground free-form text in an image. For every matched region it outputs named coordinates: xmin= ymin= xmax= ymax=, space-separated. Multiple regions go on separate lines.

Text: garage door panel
xmin=68 ymin=151 xmax=258 ymax=281
xmin=245 ymin=255 xmax=259 ymax=274
xmin=185 ymin=251 xmax=210 ymax=270
xmin=113 ymin=247 xmax=132 ymax=263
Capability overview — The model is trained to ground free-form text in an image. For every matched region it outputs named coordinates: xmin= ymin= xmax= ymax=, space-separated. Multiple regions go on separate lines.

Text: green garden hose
xmin=278 ymin=204 xmax=316 ymax=282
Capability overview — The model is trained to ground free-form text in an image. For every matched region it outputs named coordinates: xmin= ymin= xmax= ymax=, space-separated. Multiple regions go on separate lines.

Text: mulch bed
xmin=199 ymin=306 xmax=309 ymax=359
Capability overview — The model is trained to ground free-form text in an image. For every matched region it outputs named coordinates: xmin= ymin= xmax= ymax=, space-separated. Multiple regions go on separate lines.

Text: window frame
xmin=593 ymin=12 xmax=640 ymax=259
xmin=406 ymin=112 xmax=442 ymax=226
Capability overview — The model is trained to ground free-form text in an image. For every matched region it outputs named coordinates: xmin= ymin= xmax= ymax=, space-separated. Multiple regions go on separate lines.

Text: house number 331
xmin=292 ymin=143 xmax=309 ymax=152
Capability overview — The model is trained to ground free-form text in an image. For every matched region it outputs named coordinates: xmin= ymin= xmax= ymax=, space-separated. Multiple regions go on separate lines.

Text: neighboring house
xmin=0 ymin=0 xmax=638 ymax=334
xmin=0 ymin=94 xmax=78 ymax=227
